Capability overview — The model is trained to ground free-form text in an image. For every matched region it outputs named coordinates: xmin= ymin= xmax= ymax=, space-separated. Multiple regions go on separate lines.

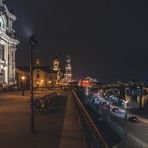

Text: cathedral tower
xmin=52 ymin=56 xmax=60 ymax=72
xmin=64 ymin=55 xmax=72 ymax=82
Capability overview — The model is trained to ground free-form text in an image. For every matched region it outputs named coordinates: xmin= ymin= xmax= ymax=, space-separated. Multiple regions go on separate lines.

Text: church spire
xmin=64 ymin=54 xmax=72 ymax=82
xmin=52 ymin=55 xmax=60 ymax=72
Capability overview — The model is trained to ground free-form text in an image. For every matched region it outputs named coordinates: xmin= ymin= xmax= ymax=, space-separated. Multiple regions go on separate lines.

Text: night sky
xmin=6 ymin=0 xmax=147 ymax=81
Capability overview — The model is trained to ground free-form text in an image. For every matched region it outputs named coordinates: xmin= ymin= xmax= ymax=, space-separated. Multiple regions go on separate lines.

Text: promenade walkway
xmin=0 ymin=90 xmax=86 ymax=148
xmin=60 ymin=91 xmax=86 ymax=148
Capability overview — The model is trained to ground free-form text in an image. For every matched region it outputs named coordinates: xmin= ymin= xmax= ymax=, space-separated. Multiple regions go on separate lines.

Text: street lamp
xmin=124 ymin=99 xmax=129 ymax=148
xmin=29 ymin=34 xmax=38 ymax=132
xmin=48 ymin=80 xmax=51 ymax=84
xmin=40 ymin=79 xmax=44 ymax=83
xmin=21 ymin=75 xmax=25 ymax=96
xmin=40 ymin=79 xmax=44 ymax=91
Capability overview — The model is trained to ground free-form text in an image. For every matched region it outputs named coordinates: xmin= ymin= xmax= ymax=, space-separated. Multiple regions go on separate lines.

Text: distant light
xmin=22 ymin=76 xmax=25 ymax=80
xmin=79 ymin=80 xmax=92 ymax=87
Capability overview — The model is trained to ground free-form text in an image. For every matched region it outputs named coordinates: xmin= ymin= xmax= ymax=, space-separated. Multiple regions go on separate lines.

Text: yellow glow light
xmin=22 ymin=76 xmax=25 ymax=80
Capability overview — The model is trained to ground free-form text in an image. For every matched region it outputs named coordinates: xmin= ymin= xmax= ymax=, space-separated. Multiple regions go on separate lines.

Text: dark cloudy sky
xmin=6 ymin=0 xmax=148 ymax=81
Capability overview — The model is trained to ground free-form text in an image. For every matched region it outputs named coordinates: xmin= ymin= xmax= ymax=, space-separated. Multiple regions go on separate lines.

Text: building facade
xmin=16 ymin=65 xmax=63 ymax=89
xmin=15 ymin=66 xmax=30 ymax=90
xmin=0 ymin=0 xmax=19 ymax=88
xmin=16 ymin=54 xmax=72 ymax=89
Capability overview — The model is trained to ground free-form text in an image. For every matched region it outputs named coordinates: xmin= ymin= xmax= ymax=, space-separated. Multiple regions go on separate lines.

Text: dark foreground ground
xmin=0 ymin=90 xmax=86 ymax=148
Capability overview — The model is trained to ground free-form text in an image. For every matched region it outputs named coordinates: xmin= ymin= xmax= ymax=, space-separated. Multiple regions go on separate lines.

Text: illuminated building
xmin=16 ymin=55 xmax=64 ymax=89
xmin=64 ymin=54 xmax=72 ymax=82
xmin=0 ymin=0 xmax=19 ymax=88
xmin=79 ymin=79 xmax=92 ymax=87
xmin=16 ymin=66 xmax=56 ymax=88
xmin=16 ymin=54 xmax=69 ymax=89
xmin=52 ymin=56 xmax=61 ymax=83
xmin=52 ymin=56 xmax=60 ymax=72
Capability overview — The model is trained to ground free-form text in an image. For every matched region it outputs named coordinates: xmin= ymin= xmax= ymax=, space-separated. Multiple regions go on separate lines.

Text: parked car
xmin=112 ymin=108 xmax=119 ymax=113
xmin=93 ymin=98 xmax=101 ymax=105
xmin=128 ymin=116 xmax=139 ymax=123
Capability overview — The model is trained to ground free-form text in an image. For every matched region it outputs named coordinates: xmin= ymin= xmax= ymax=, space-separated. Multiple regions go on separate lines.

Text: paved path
xmin=59 ymin=91 xmax=86 ymax=148
xmin=0 ymin=90 xmax=86 ymax=148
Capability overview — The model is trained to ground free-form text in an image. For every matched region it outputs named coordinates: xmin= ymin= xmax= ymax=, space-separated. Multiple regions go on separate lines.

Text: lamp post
xmin=29 ymin=34 xmax=38 ymax=132
xmin=40 ymin=79 xmax=44 ymax=91
xmin=124 ymin=99 xmax=129 ymax=148
xmin=21 ymin=76 xmax=25 ymax=96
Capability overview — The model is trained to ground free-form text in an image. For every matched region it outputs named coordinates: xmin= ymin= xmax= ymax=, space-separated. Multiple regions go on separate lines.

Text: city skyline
xmin=0 ymin=1 xmax=148 ymax=148
xmin=7 ymin=0 xmax=147 ymax=81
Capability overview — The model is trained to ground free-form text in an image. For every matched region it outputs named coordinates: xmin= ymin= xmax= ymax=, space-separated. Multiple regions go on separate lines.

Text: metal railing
xmin=72 ymin=90 xmax=109 ymax=148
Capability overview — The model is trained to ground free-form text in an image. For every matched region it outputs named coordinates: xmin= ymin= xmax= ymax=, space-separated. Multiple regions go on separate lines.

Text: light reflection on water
xmin=126 ymin=94 xmax=148 ymax=114
xmin=141 ymin=95 xmax=148 ymax=110
xmin=125 ymin=88 xmax=148 ymax=111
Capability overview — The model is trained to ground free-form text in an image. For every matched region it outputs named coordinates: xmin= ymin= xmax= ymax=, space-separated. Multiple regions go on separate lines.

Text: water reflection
xmin=126 ymin=92 xmax=148 ymax=116
xmin=141 ymin=95 xmax=148 ymax=111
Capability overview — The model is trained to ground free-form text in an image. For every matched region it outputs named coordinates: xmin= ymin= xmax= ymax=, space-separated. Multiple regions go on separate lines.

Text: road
xmin=110 ymin=109 xmax=148 ymax=147
xmin=87 ymin=97 xmax=148 ymax=147
xmin=109 ymin=112 xmax=148 ymax=148
xmin=127 ymin=121 xmax=148 ymax=148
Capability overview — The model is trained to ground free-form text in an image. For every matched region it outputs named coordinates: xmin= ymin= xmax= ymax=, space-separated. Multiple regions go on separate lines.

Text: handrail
xmin=72 ymin=90 xmax=109 ymax=148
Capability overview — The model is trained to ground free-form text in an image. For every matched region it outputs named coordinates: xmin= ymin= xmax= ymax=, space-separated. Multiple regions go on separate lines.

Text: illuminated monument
xmin=0 ymin=0 xmax=19 ymax=88
xmin=64 ymin=55 xmax=72 ymax=82
xmin=52 ymin=56 xmax=60 ymax=72
xmin=52 ymin=56 xmax=61 ymax=81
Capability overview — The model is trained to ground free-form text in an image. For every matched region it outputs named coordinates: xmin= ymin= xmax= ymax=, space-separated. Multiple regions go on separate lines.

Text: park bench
xmin=33 ymin=92 xmax=59 ymax=112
